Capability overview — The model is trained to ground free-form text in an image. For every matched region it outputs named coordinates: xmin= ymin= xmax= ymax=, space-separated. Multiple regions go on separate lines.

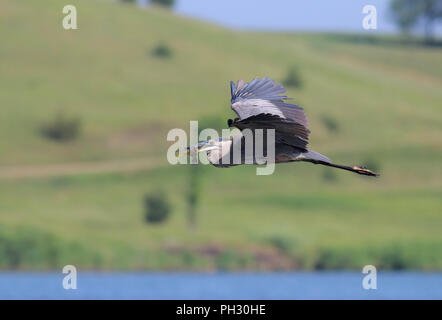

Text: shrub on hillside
xmin=320 ymin=114 xmax=339 ymax=133
xmin=0 ymin=227 xmax=101 ymax=269
xmin=322 ymin=168 xmax=337 ymax=182
xmin=151 ymin=43 xmax=173 ymax=58
xmin=40 ymin=111 xmax=81 ymax=142
xmin=283 ymin=67 xmax=303 ymax=88
xmin=144 ymin=192 xmax=171 ymax=224
xmin=151 ymin=0 xmax=175 ymax=9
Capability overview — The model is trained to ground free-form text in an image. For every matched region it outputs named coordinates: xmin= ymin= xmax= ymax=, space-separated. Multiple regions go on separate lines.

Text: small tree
xmin=184 ymin=117 xmax=223 ymax=230
xmin=144 ymin=192 xmax=171 ymax=224
xmin=390 ymin=0 xmax=442 ymax=42
xmin=151 ymin=0 xmax=175 ymax=9
xmin=186 ymin=165 xmax=201 ymax=229
xmin=320 ymin=114 xmax=339 ymax=133
xmin=283 ymin=67 xmax=303 ymax=89
xmin=390 ymin=0 xmax=421 ymax=35
xmin=151 ymin=43 xmax=173 ymax=59
xmin=322 ymin=168 xmax=337 ymax=183
xmin=421 ymin=0 xmax=442 ymax=42
xmin=40 ymin=110 xmax=81 ymax=142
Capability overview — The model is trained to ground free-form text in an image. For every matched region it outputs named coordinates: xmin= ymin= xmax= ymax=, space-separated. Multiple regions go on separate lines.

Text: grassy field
xmin=0 ymin=0 xmax=441 ymax=270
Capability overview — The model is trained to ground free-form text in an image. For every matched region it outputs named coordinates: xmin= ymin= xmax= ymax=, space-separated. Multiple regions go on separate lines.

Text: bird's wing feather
xmin=234 ymin=114 xmax=309 ymax=150
xmin=230 ymin=77 xmax=309 ymax=149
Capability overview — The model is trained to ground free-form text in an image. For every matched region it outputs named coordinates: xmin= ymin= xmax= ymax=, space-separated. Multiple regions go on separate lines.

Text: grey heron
xmin=191 ymin=77 xmax=378 ymax=177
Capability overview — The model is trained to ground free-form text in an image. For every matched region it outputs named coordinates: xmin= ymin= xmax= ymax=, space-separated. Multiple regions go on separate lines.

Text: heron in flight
xmin=192 ymin=77 xmax=378 ymax=176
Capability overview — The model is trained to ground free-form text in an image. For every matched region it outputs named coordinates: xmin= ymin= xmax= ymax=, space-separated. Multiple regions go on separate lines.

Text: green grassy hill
xmin=0 ymin=0 xmax=441 ymax=270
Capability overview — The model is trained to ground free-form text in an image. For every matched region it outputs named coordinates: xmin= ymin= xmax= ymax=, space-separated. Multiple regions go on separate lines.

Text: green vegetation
xmin=321 ymin=168 xmax=338 ymax=183
xmin=40 ymin=111 xmax=82 ymax=142
xmin=389 ymin=0 xmax=442 ymax=42
xmin=320 ymin=114 xmax=339 ymax=133
xmin=282 ymin=67 xmax=303 ymax=88
xmin=0 ymin=226 xmax=101 ymax=269
xmin=186 ymin=165 xmax=201 ymax=229
xmin=0 ymin=0 xmax=441 ymax=270
xmin=144 ymin=191 xmax=171 ymax=224
xmin=151 ymin=43 xmax=173 ymax=59
xmin=151 ymin=0 xmax=176 ymax=9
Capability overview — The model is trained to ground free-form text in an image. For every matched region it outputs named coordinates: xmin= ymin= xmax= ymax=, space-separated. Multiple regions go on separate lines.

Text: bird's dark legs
xmin=304 ymin=160 xmax=379 ymax=177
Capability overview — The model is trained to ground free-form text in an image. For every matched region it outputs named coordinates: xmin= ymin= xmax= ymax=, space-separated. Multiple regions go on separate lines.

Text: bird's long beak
xmin=195 ymin=141 xmax=218 ymax=153
xmin=175 ymin=142 xmax=217 ymax=157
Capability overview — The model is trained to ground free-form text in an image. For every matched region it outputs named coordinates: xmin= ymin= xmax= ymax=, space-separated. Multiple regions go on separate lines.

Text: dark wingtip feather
xmin=230 ymin=80 xmax=236 ymax=99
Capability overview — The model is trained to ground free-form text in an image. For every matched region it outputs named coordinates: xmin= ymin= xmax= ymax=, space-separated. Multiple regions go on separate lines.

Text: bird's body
xmin=194 ymin=77 xmax=378 ymax=177
xmin=204 ymin=136 xmax=329 ymax=167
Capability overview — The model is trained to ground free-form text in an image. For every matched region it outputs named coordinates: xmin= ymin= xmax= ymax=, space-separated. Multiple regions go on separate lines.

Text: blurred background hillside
xmin=0 ymin=0 xmax=441 ymax=271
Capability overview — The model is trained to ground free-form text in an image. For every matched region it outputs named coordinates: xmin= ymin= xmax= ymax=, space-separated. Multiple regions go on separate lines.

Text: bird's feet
xmin=353 ymin=165 xmax=379 ymax=177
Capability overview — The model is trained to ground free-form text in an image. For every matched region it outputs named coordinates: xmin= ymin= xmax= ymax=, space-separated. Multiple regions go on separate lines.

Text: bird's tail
xmin=301 ymin=150 xmax=379 ymax=177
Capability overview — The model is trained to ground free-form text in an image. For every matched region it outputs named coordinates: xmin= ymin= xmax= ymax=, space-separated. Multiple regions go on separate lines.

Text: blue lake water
xmin=0 ymin=272 xmax=441 ymax=299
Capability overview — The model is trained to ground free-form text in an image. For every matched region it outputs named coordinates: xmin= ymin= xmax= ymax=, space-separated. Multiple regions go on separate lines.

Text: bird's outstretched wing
xmin=230 ymin=77 xmax=310 ymax=150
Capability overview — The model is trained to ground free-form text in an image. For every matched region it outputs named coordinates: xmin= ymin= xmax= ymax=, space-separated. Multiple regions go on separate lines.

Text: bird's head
xmin=175 ymin=140 xmax=220 ymax=158
xmin=191 ymin=139 xmax=220 ymax=154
